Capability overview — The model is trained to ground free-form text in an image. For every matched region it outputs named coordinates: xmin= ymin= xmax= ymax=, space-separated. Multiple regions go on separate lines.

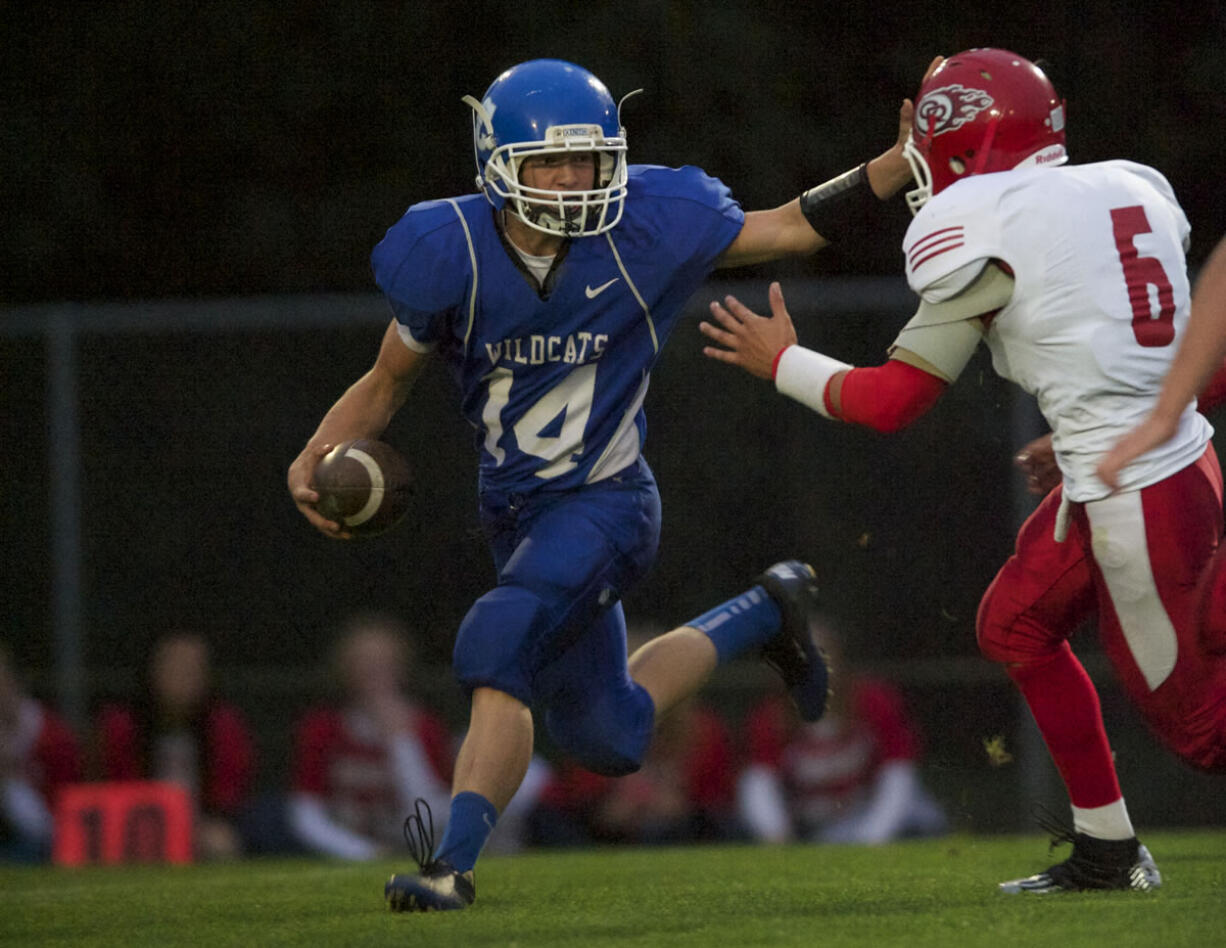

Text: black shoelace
xmin=1032 ymin=803 xmax=1077 ymax=854
xmin=402 ymin=798 xmax=439 ymax=872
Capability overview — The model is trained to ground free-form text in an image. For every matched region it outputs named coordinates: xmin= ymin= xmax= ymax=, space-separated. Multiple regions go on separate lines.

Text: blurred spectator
xmin=532 ymin=697 xmax=738 ymax=847
xmin=287 ymin=613 xmax=453 ymax=860
xmin=738 ymin=620 xmax=946 ymax=845
xmin=0 ymin=643 xmax=82 ymax=862
xmin=530 ymin=625 xmax=739 ymax=846
xmin=96 ymin=632 xmax=255 ymax=860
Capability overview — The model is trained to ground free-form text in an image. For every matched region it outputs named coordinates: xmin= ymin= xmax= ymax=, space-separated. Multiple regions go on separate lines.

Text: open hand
xmin=700 ymin=282 xmax=799 ymax=380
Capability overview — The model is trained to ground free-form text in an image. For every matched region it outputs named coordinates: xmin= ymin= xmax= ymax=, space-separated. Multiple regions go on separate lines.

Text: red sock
xmin=1006 ymin=644 xmax=1122 ymax=808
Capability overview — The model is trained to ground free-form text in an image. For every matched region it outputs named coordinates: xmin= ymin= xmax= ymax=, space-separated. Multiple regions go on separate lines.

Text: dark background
xmin=3 ymin=2 xmax=1225 ymax=829
xmin=6 ymin=2 xmax=1226 ymax=302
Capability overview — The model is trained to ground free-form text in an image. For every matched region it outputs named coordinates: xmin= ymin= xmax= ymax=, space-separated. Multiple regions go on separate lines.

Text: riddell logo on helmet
xmin=915 ymin=84 xmax=995 ymax=138
xmin=1017 ymin=144 xmax=1069 ymax=169
xmin=547 ymin=124 xmax=603 ymax=143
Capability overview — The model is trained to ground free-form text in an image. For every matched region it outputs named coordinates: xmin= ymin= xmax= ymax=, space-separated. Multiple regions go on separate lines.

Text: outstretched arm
xmin=1097 ymin=234 xmax=1226 ymax=489
xmin=717 ymin=58 xmax=943 ymax=269
xmin=287 ymin=320 xmax=427 ymax=537
xmin=717 ymin=109 xmax=913 ymax=268
xmin=700 ymin=282 xmax=948 ymax=433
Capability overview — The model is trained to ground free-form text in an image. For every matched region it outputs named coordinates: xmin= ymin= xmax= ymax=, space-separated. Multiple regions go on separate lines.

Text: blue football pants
xmin=453 ymin=460 xmax=661 ymax=776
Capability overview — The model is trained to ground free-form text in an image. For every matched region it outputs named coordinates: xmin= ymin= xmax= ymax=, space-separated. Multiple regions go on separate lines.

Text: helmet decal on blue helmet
xmin=462 ymin=59 xmax=636 ymax=238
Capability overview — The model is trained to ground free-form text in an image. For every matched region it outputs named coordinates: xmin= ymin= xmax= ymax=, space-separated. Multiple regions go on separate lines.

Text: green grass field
xmin=6 ymin=831 xmax=1224 ymax=947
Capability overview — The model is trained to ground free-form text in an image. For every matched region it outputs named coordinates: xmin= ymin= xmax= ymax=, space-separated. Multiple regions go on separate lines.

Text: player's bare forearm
xmin=1095 ymin=416 xmax=1178 ymax=493
xmin=717 ymin=202 xmax=826 ymax=269
xmin=306 ymin=321 xmax=424 ymax=449
xmin=1097 ymin=233 xmax=1226 ymax=490
xmin=306 ymin=371 xmax=406 ymax=452
xmin=287 ymin=320 xmax=425 ymax=536
xmin=1157 ymin=235 xmax=1226 ymax=415
xmin=717 ymin=157 xmax=907 ymax=269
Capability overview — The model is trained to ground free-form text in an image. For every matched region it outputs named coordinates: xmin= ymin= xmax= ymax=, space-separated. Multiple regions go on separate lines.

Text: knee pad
xmin=544 ymin=681 xmax=654 ymax=777
xmin=976 ymin=583 xmax=1016 ymax=664
xmin=453 ymin=585 xmax=549 ymax=704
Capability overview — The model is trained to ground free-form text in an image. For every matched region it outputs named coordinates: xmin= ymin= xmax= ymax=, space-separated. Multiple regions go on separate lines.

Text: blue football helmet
xmin=462 ymin=59 xmax=635 ymax=237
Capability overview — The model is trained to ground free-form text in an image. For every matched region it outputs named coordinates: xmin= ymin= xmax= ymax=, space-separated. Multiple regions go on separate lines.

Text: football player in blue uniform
xmin=288 ymin=58 xmax=928 ymax=911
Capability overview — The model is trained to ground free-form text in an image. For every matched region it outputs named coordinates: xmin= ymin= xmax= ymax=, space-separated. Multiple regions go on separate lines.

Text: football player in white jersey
xmin=701 ymin=48 xmax=1226 ymax=894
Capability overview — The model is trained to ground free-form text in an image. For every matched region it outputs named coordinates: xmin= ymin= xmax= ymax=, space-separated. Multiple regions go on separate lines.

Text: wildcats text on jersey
xmin=484 ymin=332 xmax=609 ymax=368
xmin=371 ymin=165 xmax=745 ymax=495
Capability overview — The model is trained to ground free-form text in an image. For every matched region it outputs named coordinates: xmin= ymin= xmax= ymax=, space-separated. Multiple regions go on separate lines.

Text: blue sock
xmin=688 ymin=585 xmax=781 ymax=665
xmin=435 ymin=791 xmax=498 ymax=873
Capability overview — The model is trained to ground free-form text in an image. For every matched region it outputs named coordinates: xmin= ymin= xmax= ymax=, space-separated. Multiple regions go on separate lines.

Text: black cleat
xmin=385 ymin=861 xmax=476 ymax=912
xmin=385 ymin=799 xmax=476 ymax=912
xmin=755 ymin=560 xmax=829 ymax=721
xmin=1000 ymin=831 xmax=1161 ymax=894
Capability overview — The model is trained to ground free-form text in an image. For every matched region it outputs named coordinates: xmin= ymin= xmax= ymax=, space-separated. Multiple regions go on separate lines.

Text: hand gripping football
xmin=312 ymin=439 xmax=413 ymax=537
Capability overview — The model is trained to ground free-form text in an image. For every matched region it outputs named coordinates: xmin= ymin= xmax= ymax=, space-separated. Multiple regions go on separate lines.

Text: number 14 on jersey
xmin=481 ymin=364 xmax=598 ymax=479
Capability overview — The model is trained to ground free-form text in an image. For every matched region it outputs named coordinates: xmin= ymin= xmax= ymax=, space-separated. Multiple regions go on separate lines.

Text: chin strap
xmin=971 ymin=115 xmax=1001 ymax=176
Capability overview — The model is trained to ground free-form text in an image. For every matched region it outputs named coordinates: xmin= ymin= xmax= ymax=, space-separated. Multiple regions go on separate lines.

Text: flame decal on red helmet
xmin=904 ymin=49 xmax=1068 ymax=214
xmin=914 ymin=84 xmax=995 ymax=140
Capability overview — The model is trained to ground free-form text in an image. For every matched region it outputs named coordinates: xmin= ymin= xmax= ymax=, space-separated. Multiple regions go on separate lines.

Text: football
xmin=312 ymin=439 xmax=413 ymax=537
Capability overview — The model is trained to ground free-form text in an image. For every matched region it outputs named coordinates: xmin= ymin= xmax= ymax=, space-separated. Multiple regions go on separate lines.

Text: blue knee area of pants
xmin=544 ymin=678 xmax=655 ymax=777
xmin=453 ymin=584 xmax=547 ymax=705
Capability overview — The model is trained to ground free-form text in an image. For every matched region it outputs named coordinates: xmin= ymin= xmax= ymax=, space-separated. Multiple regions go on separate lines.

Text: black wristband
xmin=798 ymin=163 xmax=882 ymax=240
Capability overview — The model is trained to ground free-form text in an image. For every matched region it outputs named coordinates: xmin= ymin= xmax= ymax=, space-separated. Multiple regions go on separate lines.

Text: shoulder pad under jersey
xmin=1103 ymin=159 xmax=1191 ymax=246
xmin=628 ymin=164 xmax=735 ymax=207
xmin=903 ymin=178 xmax=1005 ymax=303
xmin=371 ymin=196 xmax=484 ymax=311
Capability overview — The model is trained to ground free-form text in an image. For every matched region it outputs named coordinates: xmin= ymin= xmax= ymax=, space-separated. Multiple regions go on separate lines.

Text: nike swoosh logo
xmin=585 ymin=278 xmax=619 ymax=299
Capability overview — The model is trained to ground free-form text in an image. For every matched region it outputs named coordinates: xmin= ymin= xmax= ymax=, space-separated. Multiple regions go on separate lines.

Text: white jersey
xmin=904 ymin=160 xmax=1210 ymax=502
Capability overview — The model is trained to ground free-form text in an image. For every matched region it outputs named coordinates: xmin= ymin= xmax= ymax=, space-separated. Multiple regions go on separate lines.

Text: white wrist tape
xmin=774 ymin=345 xmax=852 ymax=419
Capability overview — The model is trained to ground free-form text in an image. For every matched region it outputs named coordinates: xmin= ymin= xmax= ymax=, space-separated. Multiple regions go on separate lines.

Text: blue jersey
xmin=372 ymin=164 xmax=744 ymax=496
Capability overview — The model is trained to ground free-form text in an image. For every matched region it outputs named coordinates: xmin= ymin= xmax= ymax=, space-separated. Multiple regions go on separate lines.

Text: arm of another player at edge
xmin=287 ymin=319 xmax=428 ymax=538
xmin=1098 ymin=233 xmax=1226 ymax=489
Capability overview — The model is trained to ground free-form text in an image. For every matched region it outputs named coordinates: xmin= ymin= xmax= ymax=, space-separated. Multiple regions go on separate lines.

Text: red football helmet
xmin=904 ymin=48 xmax=1067 ymax=213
